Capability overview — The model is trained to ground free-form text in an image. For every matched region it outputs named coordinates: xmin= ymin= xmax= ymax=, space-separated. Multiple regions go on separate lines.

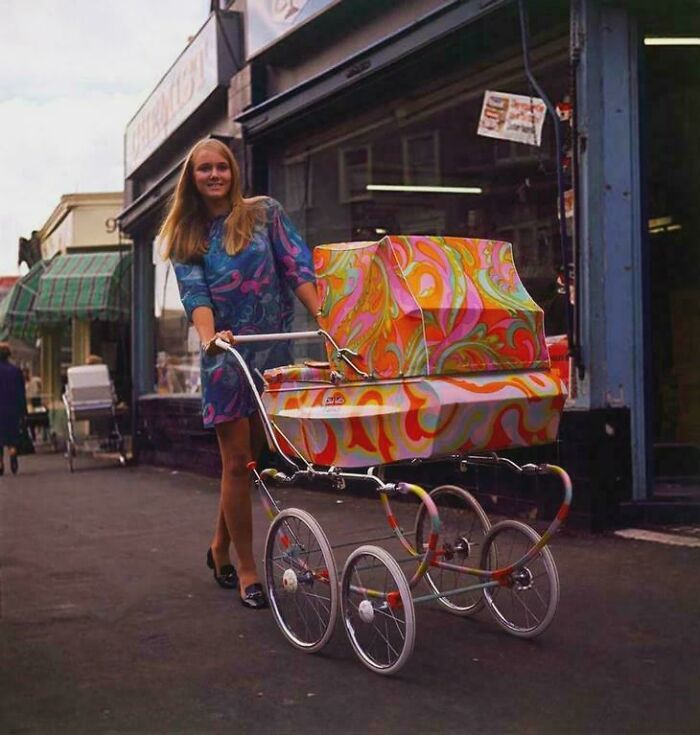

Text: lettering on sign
xmin=125 ymin=17 xmax=218 ymax=175
xmin=245 ymin=0 xmax=338 ymax=59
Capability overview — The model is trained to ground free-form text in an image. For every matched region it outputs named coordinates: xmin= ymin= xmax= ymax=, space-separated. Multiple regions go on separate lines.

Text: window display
xmin=153 ymin=241 xmax=201 ymax=395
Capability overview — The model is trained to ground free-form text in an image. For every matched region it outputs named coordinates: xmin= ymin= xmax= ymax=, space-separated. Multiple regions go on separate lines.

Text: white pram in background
xmin=62 ymin=365 xmax=127 ymax=472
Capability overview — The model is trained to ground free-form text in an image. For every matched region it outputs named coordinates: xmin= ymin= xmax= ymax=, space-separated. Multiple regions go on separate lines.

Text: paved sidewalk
xmin=2 ymin=453 xmax=699 ymax=734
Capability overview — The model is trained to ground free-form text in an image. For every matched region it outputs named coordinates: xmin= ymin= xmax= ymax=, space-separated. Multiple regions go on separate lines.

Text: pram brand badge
xmin=324 ymin=392 xmax=345 ymax=407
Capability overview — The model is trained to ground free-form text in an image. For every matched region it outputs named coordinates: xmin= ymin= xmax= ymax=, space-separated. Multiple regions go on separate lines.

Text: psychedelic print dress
xmin=173 ymin=198 xmax=315 ymax=428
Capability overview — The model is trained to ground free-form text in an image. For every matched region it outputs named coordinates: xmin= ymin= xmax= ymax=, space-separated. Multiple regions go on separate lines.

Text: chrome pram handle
xmin=215 ymin=329 xmax=371 ymax=379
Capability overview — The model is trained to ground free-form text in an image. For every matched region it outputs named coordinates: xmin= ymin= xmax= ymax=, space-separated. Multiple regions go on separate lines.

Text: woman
xmin=161 ymin=138 xmax=319 ymax=610
xmin=0 ymin=342 xmax=27 ymax=476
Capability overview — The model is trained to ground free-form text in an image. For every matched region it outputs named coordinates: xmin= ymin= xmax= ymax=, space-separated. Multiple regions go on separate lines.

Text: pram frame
xmin=62 ymin=368 xmax=127 ymax=473
xmin=216 ymin=331 xmax=572 ymax=675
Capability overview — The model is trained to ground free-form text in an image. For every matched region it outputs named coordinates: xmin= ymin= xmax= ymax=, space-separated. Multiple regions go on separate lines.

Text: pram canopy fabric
xmin=314 ymin=235 xmax=550 ymax=381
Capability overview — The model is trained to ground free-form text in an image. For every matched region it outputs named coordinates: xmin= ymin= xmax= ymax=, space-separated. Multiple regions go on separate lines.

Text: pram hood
xmin=314 ymin=235 xmax=550 ymax=382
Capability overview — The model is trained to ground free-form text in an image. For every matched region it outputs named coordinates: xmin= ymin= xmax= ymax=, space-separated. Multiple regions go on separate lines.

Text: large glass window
xmin=270 ymin=48 xmax=570 ymax=351
xmin=153 ymin=240 xmax=201 ymax=395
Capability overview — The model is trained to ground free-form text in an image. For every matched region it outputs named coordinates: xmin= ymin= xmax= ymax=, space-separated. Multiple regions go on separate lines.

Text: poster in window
xmin=477 ymin=90 xmax=546 ymax=147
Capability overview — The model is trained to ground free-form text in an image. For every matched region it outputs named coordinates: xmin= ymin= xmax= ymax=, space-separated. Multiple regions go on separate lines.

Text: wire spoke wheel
xmin=480 ymin=520 xmax=559 ymax=639
xmin=264 ymin=508 xmax=338 ymax=653
xmin=414 ymin=485 xmax=492 ymax=616
xmin=340 ymin=545 xmax=415 ymax=676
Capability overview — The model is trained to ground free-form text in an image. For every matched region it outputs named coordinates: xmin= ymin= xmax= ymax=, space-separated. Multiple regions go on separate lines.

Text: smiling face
xmin=191 ymin=146 xmax=233 ymax=213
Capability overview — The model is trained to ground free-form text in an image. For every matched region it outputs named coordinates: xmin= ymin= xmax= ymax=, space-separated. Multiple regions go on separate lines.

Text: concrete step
xmin=618 ymin=499 xmax=700 ymax=526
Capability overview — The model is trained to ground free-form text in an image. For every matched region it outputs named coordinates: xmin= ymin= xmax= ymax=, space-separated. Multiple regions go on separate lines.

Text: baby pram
xmin=218 ymin=234 xmax=572 ymax=675
xmin=62 ymin=364 xmax=127 ymax=472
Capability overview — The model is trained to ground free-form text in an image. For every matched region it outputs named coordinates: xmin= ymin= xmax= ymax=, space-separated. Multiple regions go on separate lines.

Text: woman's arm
xmin=191 ymin=306 xmax=216 ymax=345
xmin=192 ymin=306 xmax=235 ymax=356
xmin=294 ymin=281 xmax=320 ymax=319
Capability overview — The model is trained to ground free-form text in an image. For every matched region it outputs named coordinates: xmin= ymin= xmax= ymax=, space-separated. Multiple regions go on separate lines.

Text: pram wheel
xmin=414 ymin=485 xmax=492 ymax=616
xmin=340 ymin=545 xmax=415 ymax=676
xmin=264 ymin=508 xmax=338 ymax=653
xmin=479 ymin=520 xmax=560 ymax=638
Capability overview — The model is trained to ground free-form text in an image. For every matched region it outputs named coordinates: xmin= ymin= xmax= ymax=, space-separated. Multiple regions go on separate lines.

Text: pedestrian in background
xmin=24 ymin=368 xmax=42 ymax=409
xmin=0 ymin=342 xmax=27 ymax=475
xmin=160 ymin=138 xmax=319 ymax=610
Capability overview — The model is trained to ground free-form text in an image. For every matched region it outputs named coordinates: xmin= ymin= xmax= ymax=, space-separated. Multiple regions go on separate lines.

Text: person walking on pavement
xmin=0 ymin=342 xmax=27 ymax=476
xmin=160 ymin=138 xmax=319 ymax=610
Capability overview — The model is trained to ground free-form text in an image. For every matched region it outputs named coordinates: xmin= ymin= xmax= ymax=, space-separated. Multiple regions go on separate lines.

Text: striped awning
xmin=0 ymin=259 xmax=49 ymax=341
xmin=35 ymin=252 xmax=132 ymax=324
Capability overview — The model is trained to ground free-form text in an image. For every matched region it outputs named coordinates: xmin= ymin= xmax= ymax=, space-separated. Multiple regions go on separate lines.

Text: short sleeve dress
xmin=172 ymin=198 xmax=315 ymax=428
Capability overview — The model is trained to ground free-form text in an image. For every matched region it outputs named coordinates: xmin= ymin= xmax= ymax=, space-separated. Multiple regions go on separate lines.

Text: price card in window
xmin=477 ymin=90 xmax=547 ymax=147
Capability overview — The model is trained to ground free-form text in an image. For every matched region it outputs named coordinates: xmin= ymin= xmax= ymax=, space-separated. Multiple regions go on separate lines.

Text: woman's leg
xmin=209 ymin=415 xmax=267 ymax=573
xmin=210 ymin=499 xmax=232 ymax=571
xmin=8 ymin=445 xmax=17 ymax=474
xmin=214 ymin=418 xmax=259 ymax=595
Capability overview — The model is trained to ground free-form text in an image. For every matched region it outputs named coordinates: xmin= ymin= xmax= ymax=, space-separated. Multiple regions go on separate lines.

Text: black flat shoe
xmin=240 ymin=583 xmax=269 ymax=610
xmin=206 ymin=548 xmax=239 ymax=590
xmin=10 ymin=455 xmax=18 ymax=475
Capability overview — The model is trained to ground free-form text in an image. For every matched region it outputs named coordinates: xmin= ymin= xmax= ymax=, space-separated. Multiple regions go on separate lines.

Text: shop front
xmin=118 ymin=0 xmax=698 ymax=527
xmin=230 ymin=0 xmax=692 ymax=527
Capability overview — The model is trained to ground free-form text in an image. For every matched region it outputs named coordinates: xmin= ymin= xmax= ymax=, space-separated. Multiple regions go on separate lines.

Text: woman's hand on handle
xmin=203 ymin=330 xmax=236 ymax=356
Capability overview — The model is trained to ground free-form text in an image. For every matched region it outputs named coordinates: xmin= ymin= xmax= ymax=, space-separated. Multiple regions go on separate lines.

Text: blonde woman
xmin=161 ymin=138 xmax=319 ymax=609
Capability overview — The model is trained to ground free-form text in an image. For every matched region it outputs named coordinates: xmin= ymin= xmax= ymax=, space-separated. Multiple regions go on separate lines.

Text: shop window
xmin=494 ymin=139 xmax=542 ymax=165
xmin=403 ymin=131 xmax=440 ymax=185
xmin=339 ymin=146 xmax=372 ymax=202
xmin=285 ymin=159 xmax=312 ymax=212
xmin=153 ymin=240 xmax=201 ymax=395
xmin=268 ymin=52 xmax=569 ymax=341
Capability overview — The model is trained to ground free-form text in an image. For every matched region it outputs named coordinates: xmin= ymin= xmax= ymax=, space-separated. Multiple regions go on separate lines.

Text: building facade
xmin=124 ymin=0 xmax=699 ymax=527
xmin=37 ymin=192 xmax=131 ymax=421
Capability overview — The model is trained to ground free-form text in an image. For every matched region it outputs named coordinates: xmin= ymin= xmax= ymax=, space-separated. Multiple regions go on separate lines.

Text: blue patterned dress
xmin=173 ymin=198 xmax=315 ymax=428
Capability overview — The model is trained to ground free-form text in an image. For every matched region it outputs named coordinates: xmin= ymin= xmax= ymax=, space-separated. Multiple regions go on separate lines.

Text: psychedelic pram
xmin=262 ymin=235 xmax=567 ymax=467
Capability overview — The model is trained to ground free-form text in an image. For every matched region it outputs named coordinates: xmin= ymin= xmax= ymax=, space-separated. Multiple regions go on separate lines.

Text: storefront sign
xmin=477 ymin=90 xmax=546 ymax=147
xmin=245 ymin=0 xmax=339 ymax=59
xmin=125 ymin=16 xmax=219 ymax=175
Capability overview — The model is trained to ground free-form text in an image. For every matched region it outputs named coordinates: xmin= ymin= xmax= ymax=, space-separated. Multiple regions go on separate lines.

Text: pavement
xmin=1 ymin=451 xmax=700 ymax=735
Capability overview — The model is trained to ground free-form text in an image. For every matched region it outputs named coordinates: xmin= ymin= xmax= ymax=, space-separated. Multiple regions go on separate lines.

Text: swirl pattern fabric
xmin=314 ymin=236 xmax=549 ymax=381
xmin=262 ymin=371 xmax=565 ymax=467
xmin=262 ymin=235 xmax=565 ymax=467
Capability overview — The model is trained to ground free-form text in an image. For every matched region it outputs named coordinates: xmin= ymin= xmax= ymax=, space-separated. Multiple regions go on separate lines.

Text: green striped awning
xmin=35 ymin=252 xmax=132 ymax=324
xmin=0 ymin=259 xmax=49 ymax=341
xmin=0 ymin=292 xmax=10 ymax=340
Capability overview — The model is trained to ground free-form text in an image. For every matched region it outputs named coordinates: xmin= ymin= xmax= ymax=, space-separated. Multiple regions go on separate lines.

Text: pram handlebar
xmin=215 ymin=329 xmax=370 ymax=379
xmin=215 ymin=330 xmax=320 ymax=347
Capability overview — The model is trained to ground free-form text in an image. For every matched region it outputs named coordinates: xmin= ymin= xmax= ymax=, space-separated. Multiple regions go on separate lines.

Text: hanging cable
xmin=517 ymin=0 xmax=580 ymax=373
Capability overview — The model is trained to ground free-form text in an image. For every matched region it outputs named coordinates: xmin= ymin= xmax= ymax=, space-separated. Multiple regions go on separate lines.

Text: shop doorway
xmin=643 ymin=31 xmax=700 ymax=493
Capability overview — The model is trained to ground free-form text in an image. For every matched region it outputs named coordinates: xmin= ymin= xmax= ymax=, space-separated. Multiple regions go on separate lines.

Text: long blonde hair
xmin=159 ymin=138 xmax=264 ymax=262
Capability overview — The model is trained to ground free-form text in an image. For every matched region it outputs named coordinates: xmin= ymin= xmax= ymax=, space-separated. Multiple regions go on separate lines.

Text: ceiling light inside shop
xmin=648 ymin=216 xmax=682 ymax=235
xmin=644 ymin=37 xmax=700 ymax=46
xmin=367 ymin=185 xmax=483 ymax=194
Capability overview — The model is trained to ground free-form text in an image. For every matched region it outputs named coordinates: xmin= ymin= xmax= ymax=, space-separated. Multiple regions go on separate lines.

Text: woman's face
xmin=191 ymin=147 xmax=233 ymax=206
